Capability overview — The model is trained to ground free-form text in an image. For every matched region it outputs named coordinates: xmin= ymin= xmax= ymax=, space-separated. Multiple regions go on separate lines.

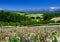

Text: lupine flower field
xmin=0 ymin=26 xmax=60 ymax=42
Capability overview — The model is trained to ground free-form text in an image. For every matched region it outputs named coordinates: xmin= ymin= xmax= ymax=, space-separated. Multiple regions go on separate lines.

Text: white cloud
xmin=50 ymin=7 xmax=60 ymax=9
xmin=48 ymin=7 xmax=60 ymax=11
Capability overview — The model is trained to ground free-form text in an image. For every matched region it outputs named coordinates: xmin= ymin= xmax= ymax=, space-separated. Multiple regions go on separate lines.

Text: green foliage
xmin=0 ymin=10 xmax=60 ymax=26
xmin=43 ymin=13 xmax=60 ymax=21
xmin=0 ymin=10 xmax=31 ymax=26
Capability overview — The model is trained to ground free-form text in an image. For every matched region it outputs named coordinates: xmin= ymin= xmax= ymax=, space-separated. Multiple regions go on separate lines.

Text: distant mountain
xmin=46 ymin=7 xmax=60 ymax=12
xmin=0 ymin=7 xmax=60 ymax=13
xmin=23 ymin=7 xmax=60 ymax=13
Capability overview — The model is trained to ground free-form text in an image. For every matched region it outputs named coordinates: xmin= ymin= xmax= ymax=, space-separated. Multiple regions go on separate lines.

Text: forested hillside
xmin=0 ymin=10 xmax=60 ymax=26
xmin=0 ymin=10 xmax=31 ymax=26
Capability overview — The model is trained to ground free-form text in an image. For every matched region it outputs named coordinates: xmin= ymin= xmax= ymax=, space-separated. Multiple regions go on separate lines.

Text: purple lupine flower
xmin=26 ymin=38 xmax=30 ymax=42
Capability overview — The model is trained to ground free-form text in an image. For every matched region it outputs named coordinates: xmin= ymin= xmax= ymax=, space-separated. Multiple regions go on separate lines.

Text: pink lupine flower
xmin=42 ymin=38 xmax=46 ymax=42
xmin=42 ymin=33 xmax=45 ymax=37
xmin=38 ymin=32 xmax=40 ymax=35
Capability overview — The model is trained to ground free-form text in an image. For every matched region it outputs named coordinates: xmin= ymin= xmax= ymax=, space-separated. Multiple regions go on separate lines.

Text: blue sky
xmin=0 ymin=0 xmax=60 ymax=11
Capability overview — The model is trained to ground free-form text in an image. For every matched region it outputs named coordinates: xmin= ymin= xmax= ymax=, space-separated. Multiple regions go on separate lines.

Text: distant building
xmin=25 ymin=14 xmax=43 ymax=22
xmin=51 ymin=17 xmax=60 ymax=22
xmin=26 ymin=14 xmax=43 ymax=19
xmin=17 ymin=12 xmax=43 ymax=22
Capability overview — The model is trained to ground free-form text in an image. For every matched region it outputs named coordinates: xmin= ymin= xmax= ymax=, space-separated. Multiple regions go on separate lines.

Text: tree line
xmin=0 ymin=10 xmax=60 ymax=26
